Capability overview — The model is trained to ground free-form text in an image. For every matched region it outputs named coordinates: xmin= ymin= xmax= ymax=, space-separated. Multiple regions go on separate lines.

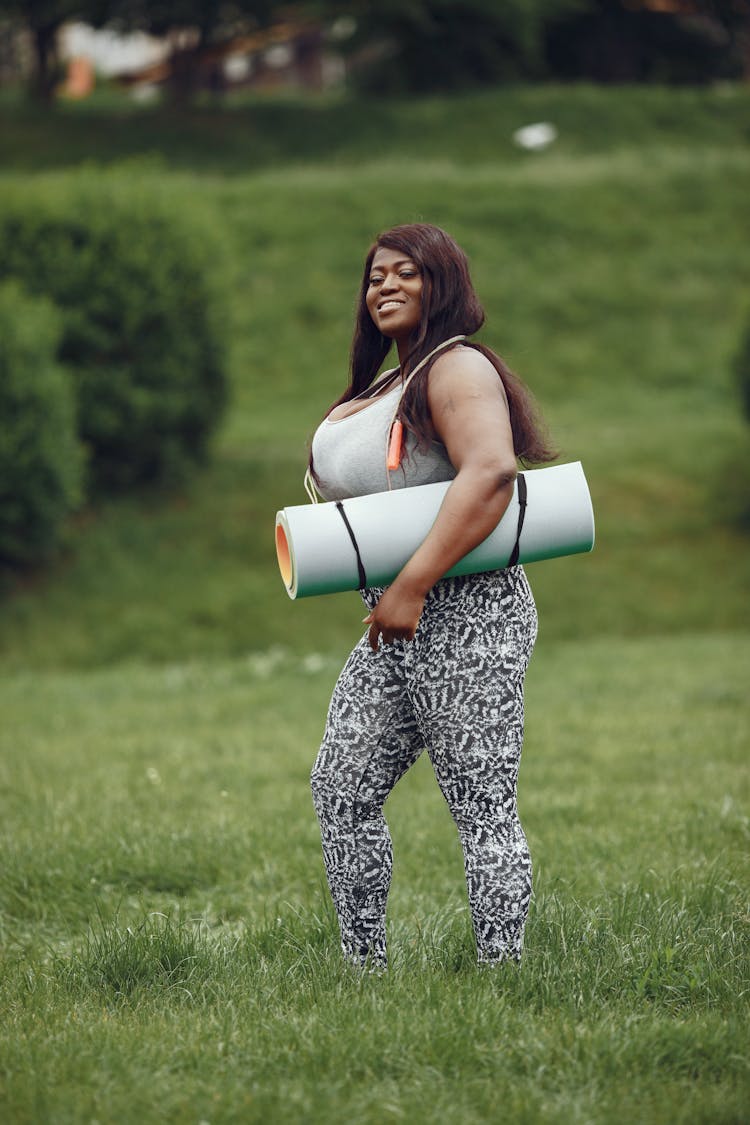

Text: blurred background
xmin=0 ymin=0 xmax=748 ymax=667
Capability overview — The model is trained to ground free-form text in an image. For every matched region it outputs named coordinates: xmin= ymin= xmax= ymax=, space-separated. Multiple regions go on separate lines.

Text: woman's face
xmin=365 ymin=246 xmax=423 ymax=342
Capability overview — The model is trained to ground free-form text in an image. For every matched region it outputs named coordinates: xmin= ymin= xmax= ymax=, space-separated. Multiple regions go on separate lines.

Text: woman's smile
xmin=366 ymin=247 xmax=423 ymax=341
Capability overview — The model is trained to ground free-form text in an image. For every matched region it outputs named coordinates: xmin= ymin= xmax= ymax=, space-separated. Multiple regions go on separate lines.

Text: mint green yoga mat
xmin=276 ymin=461 xmax=594 ymax=600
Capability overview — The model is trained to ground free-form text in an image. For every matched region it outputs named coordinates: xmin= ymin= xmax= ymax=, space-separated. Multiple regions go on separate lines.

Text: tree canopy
xmin=4 ymin=0 xmax=746 ymax=101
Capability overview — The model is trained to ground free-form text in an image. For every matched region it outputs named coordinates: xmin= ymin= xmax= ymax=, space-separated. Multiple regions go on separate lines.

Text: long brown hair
xmin=313 ymin=223 xmax=556 ymax=472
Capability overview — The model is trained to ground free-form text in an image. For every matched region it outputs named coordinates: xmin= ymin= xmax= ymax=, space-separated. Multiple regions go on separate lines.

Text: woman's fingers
xmin=363 ymin=601 xmax=420 ymax=652
xmin=367 ymin=621 xmax=417 ymax=652
xmin=366 ymin=617 xmax=396 ymax=652
xmin=363 ymin=612 xmax=381 ymax=651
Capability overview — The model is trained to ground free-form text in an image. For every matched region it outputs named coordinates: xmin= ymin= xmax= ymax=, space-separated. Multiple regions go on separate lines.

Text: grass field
xmin=0 ymin=84 xmax=748 ymax=1123
xmin=0 ymin=635 xmax=747 ymax=1122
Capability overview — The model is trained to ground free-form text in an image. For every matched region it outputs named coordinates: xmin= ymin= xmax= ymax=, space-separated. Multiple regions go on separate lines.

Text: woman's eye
xmin=369 ymin=277 xmax=383 ymax=286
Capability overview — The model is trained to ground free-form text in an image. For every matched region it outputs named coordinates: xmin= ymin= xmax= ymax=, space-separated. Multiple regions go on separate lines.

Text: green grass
xmin=0 ymin=634 xmax=747 ymax=1122
xmin=0 ymin=84 xmax=748 ymax=1122
xmin=1 ymin=83 xmax=748 ymax=173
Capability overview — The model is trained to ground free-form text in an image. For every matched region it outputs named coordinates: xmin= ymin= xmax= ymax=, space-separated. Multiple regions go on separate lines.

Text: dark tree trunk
xmin=165 ymin=27 xmax=210 ymax=107
xmin=167 ymin=46 xmax=201 ymax=105
xmin=31 ymin=23 xmax=59 ymax=103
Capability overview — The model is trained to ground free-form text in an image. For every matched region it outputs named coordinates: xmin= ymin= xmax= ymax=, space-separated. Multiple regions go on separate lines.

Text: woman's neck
xmin=396 ymin=338 xmax=411 ymax=368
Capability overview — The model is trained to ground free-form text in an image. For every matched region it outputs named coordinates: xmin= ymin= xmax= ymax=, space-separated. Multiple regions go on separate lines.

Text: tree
xmin=544 ymin=0 xmax=748 ymax=83
xmin=686 ymin=0 xmax=750 ymax=78
xmin=325 ymin=0 xmax=747 ymax=89
xmin=0 ymin=0 xmax=105 ymax=100
xmin=0 ymin=0 xmax=281 ymax=103
xmin=102 ymin=0 xmax=277 ymax=103
xmin=325 ymin=0 xmax=585 ymax=93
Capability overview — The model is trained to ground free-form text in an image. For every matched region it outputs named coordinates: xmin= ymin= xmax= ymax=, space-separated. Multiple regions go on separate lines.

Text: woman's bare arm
xmin=364 ymin=347 xmax=517 ymax=651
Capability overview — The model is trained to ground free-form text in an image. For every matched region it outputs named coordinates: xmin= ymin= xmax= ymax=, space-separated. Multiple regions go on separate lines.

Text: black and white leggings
xmin=311 ymin=566 xmax=538 ymax=969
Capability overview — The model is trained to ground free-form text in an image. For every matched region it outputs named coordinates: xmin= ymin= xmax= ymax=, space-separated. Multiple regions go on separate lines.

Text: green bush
xmin=0 ymin=174 xmax=229 ymax=491
xmin=0 ymin=280 xmax=83 ymax=568
xmin=735 ymin=314 xmax=750 ymax=423
xmin=726 ymin=313 xmax=750 ymax=530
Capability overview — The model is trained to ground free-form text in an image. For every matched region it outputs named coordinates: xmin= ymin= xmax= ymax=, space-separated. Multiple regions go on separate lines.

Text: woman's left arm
xmin=364 ymin=348 xmax=518 ymax=652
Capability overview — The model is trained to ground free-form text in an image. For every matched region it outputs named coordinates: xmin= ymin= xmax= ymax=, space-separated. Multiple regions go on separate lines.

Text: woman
xmin=308 ymin=223 xmax=556 ymax=970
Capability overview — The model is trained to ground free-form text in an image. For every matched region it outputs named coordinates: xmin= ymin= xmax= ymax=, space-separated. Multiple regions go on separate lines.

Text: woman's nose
xmin=381 ymin=272 xmax=399 ymax=293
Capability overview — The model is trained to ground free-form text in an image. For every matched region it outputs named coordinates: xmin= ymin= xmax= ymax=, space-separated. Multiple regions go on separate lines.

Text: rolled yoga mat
xmin=276 ymin=461 xmax=594 ymax=600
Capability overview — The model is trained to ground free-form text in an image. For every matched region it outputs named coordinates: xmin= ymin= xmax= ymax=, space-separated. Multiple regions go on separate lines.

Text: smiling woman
xmin=365 ymin=249 xmax=424 ymax=343
xmin=304 ymin=223 xmax=558 ymax=972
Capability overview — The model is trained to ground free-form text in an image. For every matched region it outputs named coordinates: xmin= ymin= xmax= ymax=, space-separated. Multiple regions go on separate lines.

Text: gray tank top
xmin=311 ymin=378 xmax=456 ymax=501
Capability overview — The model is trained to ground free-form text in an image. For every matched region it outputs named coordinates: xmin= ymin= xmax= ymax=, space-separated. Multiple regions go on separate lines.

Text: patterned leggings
xmin=310 ymin=567 xmax=538 ymax=969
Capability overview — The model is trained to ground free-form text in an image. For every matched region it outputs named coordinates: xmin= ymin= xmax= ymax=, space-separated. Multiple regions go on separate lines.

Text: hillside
xmin=0 ymin=84 xmax=748 ymax=669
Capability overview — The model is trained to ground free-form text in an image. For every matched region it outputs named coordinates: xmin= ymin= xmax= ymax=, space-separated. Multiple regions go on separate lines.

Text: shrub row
xmin=735 ymin=318 xmax=750 ymax=424
xmin=0 ymin=174 xmax=230 ymax=569
xmin=0 ymin=281 xmax=83 ymax=567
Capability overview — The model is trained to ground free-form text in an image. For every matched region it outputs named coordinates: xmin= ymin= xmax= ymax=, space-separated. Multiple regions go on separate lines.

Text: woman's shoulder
xmin=431 ymin=342 xmax=496 ymax=379
xmin=436 ymin=339 xmax=494 ymax=371
xmin=427 ymin=343 xmax=510 ymax=417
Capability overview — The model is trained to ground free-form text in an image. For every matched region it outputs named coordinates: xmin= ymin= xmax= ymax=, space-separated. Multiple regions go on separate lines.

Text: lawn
xmin=0 ymin=83 xmax=748 ymax=1123
xmin=0 ymin=634 xmax=747 ymax=1122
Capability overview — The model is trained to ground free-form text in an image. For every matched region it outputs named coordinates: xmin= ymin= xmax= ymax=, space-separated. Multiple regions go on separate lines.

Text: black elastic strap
xmin=335 ymin=501 xmax=368 ymax=590
xmin=507 ymin=472 xmax=527 ymax=568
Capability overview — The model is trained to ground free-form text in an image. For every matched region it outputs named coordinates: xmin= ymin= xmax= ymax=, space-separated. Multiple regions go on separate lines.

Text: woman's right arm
xmin=364 ymin=348 xmax=517 ymax=651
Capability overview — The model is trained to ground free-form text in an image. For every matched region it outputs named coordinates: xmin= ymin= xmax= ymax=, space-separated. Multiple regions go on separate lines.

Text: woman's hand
xmin=363 ymin=578 xmax=427 ymax=652
xmin=361 ymin=347 xmax=518 ymax=651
